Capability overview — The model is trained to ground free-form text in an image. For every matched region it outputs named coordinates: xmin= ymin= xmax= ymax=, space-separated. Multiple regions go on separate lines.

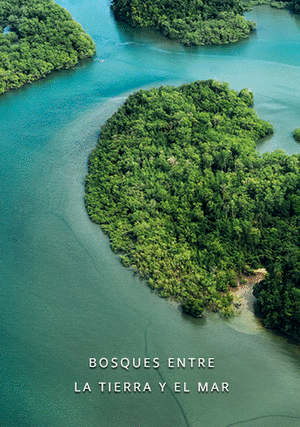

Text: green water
xmin=1 ymin=3 xmax=300 ymax=426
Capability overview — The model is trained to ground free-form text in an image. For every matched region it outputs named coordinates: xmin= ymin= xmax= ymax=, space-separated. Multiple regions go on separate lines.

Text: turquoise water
xmin=1 ymin=3 xmax=300 ymax=426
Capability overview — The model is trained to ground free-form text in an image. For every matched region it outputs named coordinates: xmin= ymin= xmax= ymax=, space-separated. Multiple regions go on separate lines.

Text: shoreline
xmin=231 ymin=268 xmax=267 ymax=314
xmin=226 ymin=269 xmax=267 ymax=335
xmin=230 ymin=268 xmax=267 ymax=313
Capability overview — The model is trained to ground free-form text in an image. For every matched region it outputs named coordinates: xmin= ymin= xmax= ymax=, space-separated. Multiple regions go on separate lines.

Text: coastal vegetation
xmin=289 ymin=0 xmax=300 ymax=13
xmin=0 ymin=0 xmax=95 ymax=94
xmin=244 ymin=0 xmax=300 ymax=13
xmin=294 ymin=128 xmax=300 ymax=142
xmin=85 ymin=80 xmax=300 ymax=338
xmin=111 ymin=0 xmax=300 ymax=45
xmin=254 ymin=253 xmax=300 ymax=339
xmin=111 ymin=0 xmax=256 ymax=46
xmin=243 ymin=0 xmax=288 ymax=9
xmin=85 ymin=80 xmax=265 ymax=317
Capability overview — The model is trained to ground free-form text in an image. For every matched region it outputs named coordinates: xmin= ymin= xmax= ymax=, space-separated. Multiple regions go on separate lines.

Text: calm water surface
xmin=1 ymin=2 xmax=300 ymax=426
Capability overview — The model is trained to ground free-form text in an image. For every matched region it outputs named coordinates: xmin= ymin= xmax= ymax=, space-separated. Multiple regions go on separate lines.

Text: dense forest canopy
xmin=0 ymin=0 xmax=95 ymax=94
xmin=111 ymin=0 xmax=256 ymax=46
xmin=85 ymin=80 xmax=300 ymax=338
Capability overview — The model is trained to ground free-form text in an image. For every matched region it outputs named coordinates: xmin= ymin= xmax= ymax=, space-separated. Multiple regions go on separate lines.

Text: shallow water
xmin=1 ymin=3 xmax=300 ymax=426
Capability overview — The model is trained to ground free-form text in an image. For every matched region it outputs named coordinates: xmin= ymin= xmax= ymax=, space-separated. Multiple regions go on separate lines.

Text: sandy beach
xmin=227 ymin=269 xmax=267 ymax=334
xmin=231 ymin=268 xmax=267 ymax=313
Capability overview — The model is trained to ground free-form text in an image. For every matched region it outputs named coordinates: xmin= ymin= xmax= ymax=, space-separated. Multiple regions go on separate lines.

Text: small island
xmin=85 ymin=80 xmax=300 ymax=339
xmin=0 ymin=0 xmax=95 ymax=94
xmin=111 ymin=0 xmax=256 ymax=46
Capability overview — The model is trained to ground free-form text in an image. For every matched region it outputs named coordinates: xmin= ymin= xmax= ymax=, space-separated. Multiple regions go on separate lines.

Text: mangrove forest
xmin=0 ymin=0 xmax=95 ymax=94
xmin=110 ymin=0 xmax=257 ymax=46
xmin=85 ymin=80 xmax=300 ymax=339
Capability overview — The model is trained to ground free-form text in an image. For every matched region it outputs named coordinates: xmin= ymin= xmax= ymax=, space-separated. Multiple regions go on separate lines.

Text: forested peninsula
xmin=111 ymin=0 xmax=256 ymax=46
xmin=85 ymin=80 xmax=300 ymax=339
xmin=0 ymin=0 xmax=95 ymax=94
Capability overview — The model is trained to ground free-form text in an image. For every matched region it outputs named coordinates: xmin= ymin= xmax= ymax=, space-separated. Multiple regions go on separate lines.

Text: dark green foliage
xmin=182 ymin=297 xmax=205 ymax=317
xmin=0 ymin=0 xmax=95 ymax=94
xmin=289 ymin=0 xmax=300 ymax=13
xmin=294 ymin=128 xmax=300 ymax=142
xmin=85 ymin=80 xmax=282 ymax=319
xmin=111 ymin=0 xmax=256 ymax=46
xmin=254 ymin=249 xmax=300 ymax=338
